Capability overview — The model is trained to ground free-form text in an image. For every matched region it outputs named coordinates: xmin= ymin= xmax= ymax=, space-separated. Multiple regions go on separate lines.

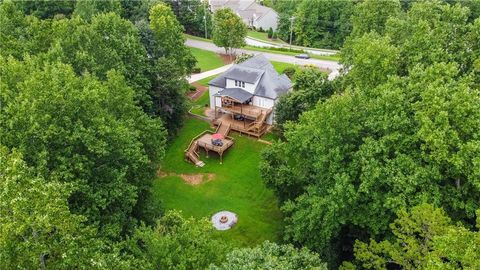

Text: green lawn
xmin=152 ymin=118 xmax=282 ymax=247
xmin=247 ymin=30 xmax=286 ymax=45
xmin=190 ymin=91 xmax=210 ymax=115
xmin=190 ymin=47 xmax=225 ymax=72
xmin=196 ymin=74 xmax=218 ymax=87
xmin=271 ymin=61 xmax=300 ymax=74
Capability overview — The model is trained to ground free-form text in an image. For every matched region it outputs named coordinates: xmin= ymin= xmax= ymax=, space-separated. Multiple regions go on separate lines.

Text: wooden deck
xmin=213 ymin=114 xmax=269 ymax=137
xmin=218 ymin=104 xmax=271 ymax=118
xmin=185 ymin=130 xmax=234 ymax=166
xmin=197 ymin=133 xmax=234 ymax=153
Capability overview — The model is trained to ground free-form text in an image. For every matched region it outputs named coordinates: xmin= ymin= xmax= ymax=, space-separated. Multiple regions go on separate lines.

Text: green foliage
xmin=0 ymin=57 xmax=166 ymax=236
xmin=212 ymin=8 xmax=247 ymax=55
xmin=262 ymin=2 xmax=480 ymax=266
xmin=149 ymin=2 xmax=196 ymax=75
xmin=0 ymin=146 xmax=144 ymax=269
xmin=210 ymin=241 xmax=327 ymax=270
xmin=278 ymin=0 xmax=354 ymax=49
xmin=128 ymin=210 xmax=230 ymax=270
xmin=14 ymin=0 xmax=74 ymax=19
xmin=349 ymin=0 xmax=401 ymax=38
xmin=73 ymin=0 xmax=123 ymax=21
xmin=234 ymin=52 xmax=254 ymax=64
xmin=350 ymin=204 xmax=480 ymax=269
xmin=165 ymin=0 xmax=213 ymax=39
xmin=267 ymin=27 xmax=273 ymax=38
xmin=274 ymin=66 xmax=334 ymax=130
xmin=52 ymin=12 xmax=152 ymax=105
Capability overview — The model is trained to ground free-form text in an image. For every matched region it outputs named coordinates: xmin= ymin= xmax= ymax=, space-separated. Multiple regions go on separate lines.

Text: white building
xmin=208 ymin=55 xmax=292 ymax=136
xmin=209 ymin=0 xmax=279 ymax=31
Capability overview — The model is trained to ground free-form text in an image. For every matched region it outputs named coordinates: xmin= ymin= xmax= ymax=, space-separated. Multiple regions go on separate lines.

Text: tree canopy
xmin=0 ymin=56 xmax=166 ymax=236
xmin=347 ymin=204 xmax=480 ymax=269
xmin=262 ymin=1 xmax=480 ymax=267
xmin=212 ymin=8 xmax=247 ymax=56
xmin=210 ymin=241 xmax=327 ymax=270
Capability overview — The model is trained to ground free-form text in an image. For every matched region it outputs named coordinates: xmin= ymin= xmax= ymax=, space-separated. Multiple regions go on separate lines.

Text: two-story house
xmin=208 ymin=54 xmax=292 ymax=136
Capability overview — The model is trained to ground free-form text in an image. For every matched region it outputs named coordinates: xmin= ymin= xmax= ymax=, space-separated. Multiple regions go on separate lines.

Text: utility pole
xmin=289 ymin=16 xmax=295 ymax=50
xmin=204 ymin=1 xmax=208 ymax=39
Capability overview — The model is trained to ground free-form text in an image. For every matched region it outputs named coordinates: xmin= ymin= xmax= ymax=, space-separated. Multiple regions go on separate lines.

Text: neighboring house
xmin=208 ymin=54 xmax=292 ymax=136
xmin=209 ymin=0 xmax=279 ymax=31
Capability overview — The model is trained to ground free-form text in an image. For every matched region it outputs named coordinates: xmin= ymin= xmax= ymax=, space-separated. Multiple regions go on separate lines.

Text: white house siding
xmin=225 ymin=78 xmax=258 ymax=94
xmin=254 ymin=10 xmax=278 ymax=31
xmin=252 ymin=96 xmax=274 ymax=109
xmin=209 ymin=86 xmax=223 ymax=109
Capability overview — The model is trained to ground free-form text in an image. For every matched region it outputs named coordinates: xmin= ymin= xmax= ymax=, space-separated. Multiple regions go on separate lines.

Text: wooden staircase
xmin=185 ymin=140 xmax=205 ymax=167
xmin=215 ymin=122 xmax=231 ymax=137
xmin=247 ymin=111 xmax=267 ymax=133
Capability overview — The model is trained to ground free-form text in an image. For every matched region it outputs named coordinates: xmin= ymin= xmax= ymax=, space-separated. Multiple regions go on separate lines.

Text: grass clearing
xmin=190 ymin=47 xmax=225 ymax=72
xmin=152 ymin=118 xmax=282 ymax=247
xmin=271 ymin=61 xmax=300 ymax=74
xmin=247 ymin=30 xmax=286 ymax=44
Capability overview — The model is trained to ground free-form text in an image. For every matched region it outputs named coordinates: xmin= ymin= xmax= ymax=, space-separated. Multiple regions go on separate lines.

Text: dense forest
xmin=1 ymin=0 xmax=480 ymax=269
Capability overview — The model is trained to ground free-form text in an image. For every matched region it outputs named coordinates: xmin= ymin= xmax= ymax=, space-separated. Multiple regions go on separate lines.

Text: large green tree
xmin=165 ymin=0 xmax=213 ymax=38
xmin=261 ymin=1 xmax=480 ymax=266
xmin=347 ymin=204 xmax=480 ymax=269
xmin=0 ymin=146 xmax=143 ymax=269
xmin=128 ymin=211 xmax=229 ymax=269
xmin=274 ymin=67 xmax=334 ymax=130
xmin=292 ymin=0 xmax=354 ymax=49
xmin=149 ymin=2 xmax=195 ymax=75
xmin=0 ymin=56 xmax=166 ymax=236
xmin=212 ymin=8 xmax=247 ymax=56
xmin=210 ymin=241 xmax=327 ymax=270
xmin=349 ymin=0 xmax=401 ymax=38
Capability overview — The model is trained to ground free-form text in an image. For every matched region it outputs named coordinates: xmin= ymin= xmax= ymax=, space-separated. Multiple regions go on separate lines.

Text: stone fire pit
xmin=211 ymin=211 xmax=237 ymax=230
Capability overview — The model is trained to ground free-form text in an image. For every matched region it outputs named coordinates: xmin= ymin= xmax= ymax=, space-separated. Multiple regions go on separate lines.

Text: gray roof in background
xmin=215 ymin=88 xmax=253 ymax=103
xmin=209 ymin=54 xmax=292 ymax=100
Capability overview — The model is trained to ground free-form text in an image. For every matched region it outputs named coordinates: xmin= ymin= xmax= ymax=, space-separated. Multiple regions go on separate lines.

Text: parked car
xmin=295 ymin=53 xmax=310 ymax=59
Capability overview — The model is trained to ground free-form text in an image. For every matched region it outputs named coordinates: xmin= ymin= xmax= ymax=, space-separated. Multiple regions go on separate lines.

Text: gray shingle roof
xmin=214 ymin=88 xmax=253 ymax=103
xmin=209 ymin=54 xmax=292 ymax=100
xmin=224 ymin=66 xmax=264 ymax=83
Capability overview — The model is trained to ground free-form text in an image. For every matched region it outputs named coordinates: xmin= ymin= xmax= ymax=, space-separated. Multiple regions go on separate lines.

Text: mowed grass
xmin=152 ymin=118 xmax=282 ymax=247
xmin=247 ymin=30 xmax=286 ymax=44
xmin=190 ymin=47 xmax=225 ymax=72
xmin=271 ymin=61 xmax=300 ymax=74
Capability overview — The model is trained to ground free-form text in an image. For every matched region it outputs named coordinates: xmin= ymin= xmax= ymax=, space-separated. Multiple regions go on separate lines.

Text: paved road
xmin=186 ymin=39 xmax=341 ymax=80
xmin=188 ymin=63 xmax=233 ymax=83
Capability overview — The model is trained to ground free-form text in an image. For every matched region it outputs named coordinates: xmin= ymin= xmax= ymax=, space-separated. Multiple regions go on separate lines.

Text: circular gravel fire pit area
xmin=211 ymin=211 xmax=237 ymax=230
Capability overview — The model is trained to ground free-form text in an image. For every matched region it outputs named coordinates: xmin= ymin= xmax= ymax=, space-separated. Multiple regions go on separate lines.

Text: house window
xmin=235 ymin=80 xmax=238 ymax=86
xmin=242 ymin=82 xmax=245 ymax=88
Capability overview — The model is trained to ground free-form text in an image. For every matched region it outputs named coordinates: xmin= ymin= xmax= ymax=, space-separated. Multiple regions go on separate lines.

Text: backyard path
xmin=186 ymin=38 xmax=341 ymax=80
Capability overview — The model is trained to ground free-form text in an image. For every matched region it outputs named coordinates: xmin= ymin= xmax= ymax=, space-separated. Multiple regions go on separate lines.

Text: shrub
xmin=192 ymin=67 xmax=201 ymax=73
xmin=267 ymin=27 xmax=273 ymax=38
xmin=189 ymin=84 xmax=197 ymax=91
xmin=282 ymin=67 xmax=296 ymax=78
xmin=272 ymin=31 xmax=278 ymax=39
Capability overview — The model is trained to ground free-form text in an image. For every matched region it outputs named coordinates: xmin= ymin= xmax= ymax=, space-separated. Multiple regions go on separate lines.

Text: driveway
xmin=185 ymin=39 xmax=341 ymax=80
